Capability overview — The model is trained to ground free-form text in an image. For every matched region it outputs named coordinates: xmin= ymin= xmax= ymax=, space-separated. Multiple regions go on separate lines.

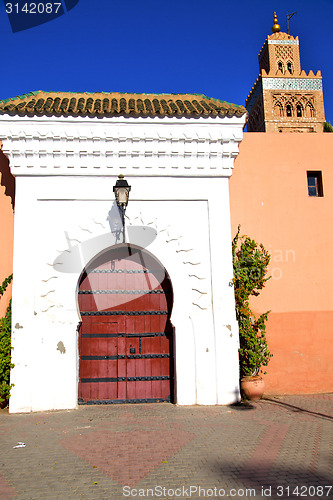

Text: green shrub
xmin=232 ymin=227 xmax=272 ymax=377
xmin=323 ymin=122 xmax=333 ymax=133
xmin=0 ymin=275 xmax=14 ymax=404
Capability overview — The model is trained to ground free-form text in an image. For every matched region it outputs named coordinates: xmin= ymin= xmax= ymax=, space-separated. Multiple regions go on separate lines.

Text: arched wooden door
xmin=78 ymin=245 xmax=174 ymax=404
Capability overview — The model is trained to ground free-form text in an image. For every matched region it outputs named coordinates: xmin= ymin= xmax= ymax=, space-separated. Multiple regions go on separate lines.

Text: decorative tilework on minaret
xmin=246 ymin=13 xmax=326 ymax=132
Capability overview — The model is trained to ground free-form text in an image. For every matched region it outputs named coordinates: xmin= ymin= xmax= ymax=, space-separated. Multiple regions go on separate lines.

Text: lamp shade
xmin=113 ymin=175 xmax=131 ymax=207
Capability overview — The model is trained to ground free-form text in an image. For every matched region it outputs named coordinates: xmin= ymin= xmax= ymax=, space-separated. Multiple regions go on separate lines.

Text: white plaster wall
xmin=2 ymin=113 xmax=245 ymax=413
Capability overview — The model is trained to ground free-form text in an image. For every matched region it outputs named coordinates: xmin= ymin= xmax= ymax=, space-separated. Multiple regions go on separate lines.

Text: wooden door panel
xmin=78 ymin=247 xmax=173 ymax=404
xmin=97 ymin=382 xmax=113 ymax=401
xmin=117 ymin=381 xmax=127 ymax=400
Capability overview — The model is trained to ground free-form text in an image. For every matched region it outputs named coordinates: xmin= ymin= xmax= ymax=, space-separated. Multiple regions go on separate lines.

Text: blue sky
xmin=0 ymin=0 xmax=332 ymax=122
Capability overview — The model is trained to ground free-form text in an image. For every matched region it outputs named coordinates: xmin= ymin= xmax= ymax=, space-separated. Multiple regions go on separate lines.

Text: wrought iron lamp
xmin=113 ymin=174 xmax=131 ymax=243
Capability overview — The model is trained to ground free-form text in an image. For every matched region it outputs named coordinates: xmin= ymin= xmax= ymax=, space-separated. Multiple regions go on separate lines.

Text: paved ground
xmin=0 ymin=395 xmax=332 ymax=500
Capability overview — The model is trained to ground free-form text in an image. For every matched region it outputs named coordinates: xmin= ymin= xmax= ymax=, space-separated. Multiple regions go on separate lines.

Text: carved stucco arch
xmin=305 ymin=101 xmax=315 ymax=118
xmin=39 ymin=209 xmax=210 ymax=326
xmin=296 ymin=101 xmax=304 ymax=117
xmin=274 ymin=102 xmax=283 ymax=117
xmin=277 ymin=60 xmax=284 ymax=74
xmin=286 ymin=60 xmax=294 ymax=74
xmin=285 ymin=101 xmax=293 ymax=117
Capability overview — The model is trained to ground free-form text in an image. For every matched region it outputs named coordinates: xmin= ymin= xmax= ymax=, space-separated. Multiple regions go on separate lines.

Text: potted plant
xmin=232 ymin=226 xmax=272 ymax=400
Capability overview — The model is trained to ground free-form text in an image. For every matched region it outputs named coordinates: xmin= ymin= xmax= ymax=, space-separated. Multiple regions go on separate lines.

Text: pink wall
xmin=0 ymin=150 xmax=14 ymax=316
xmin=230 ymin=133 xmax=333 ymax=394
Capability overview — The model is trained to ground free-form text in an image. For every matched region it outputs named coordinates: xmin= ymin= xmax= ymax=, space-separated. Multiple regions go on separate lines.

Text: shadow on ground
xmin=211 ymin=462 xmax=333 ymax=499
xmin=264 ymin=397 xmax=333 ymax=421
xmin=229 ymin=401 xmax=257 ymax=411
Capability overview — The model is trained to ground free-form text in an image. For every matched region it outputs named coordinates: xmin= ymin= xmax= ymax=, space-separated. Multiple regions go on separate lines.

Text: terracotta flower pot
xmin=240 ymin=376 xmax=264 ymax=401
xmin=0 ymin=398 xmax=8 ymax=409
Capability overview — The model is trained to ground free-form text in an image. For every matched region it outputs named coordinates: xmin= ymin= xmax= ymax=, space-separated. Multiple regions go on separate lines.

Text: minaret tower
xmin=246 ymin=13 xmax=325 ymax=132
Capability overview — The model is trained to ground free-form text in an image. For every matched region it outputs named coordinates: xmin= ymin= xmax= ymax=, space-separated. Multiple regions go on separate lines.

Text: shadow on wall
xmin=0 ymin=148 xmax=15 ymax=209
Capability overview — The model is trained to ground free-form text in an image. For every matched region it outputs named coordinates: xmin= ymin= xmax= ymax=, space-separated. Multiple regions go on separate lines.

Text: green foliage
xmin=232 ymin=226 xmax=272 ymax=377
xmin=0 ymin=274 xmax=12 ymax=296
xmin=0 ymin=274 xmax=14 ymax=404
xmin=323 ymin=122 xmax=333 ymax=133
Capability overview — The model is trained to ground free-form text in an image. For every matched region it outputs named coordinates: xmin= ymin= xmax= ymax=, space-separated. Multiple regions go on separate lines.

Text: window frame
xmin=307 ymin=171 xmax=324 ymax=197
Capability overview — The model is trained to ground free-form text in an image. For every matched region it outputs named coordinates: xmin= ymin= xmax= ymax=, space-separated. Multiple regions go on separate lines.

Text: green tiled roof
xmin=0 ymin=91 xmax=246 ymax=118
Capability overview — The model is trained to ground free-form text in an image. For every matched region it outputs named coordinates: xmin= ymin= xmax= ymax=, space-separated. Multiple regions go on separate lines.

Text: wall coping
xmin=0 ymin=114 xmax=246 ymax=177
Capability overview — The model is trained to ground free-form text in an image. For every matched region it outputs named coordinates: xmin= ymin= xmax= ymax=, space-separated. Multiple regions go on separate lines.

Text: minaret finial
xmin=272 ymin=12 xmax=280 ymax=33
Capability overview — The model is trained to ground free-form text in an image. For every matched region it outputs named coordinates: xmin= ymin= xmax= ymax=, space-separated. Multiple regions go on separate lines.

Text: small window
xmin=297 ymin=105 xmax=302 ymax=117
xmin=287 ymin=62 xmax=293 ymax=74
xmin=307 ymin=171 xmax=323 ymax=197
xmin=278 ymin=61 xmax=283 ymax=72
xmin=286 ymin=104 xmax=292 ymax=117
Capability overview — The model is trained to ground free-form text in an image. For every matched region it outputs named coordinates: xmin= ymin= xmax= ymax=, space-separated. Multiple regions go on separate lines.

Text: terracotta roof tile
xmin=0 ymin=91 xmax=246 ymax=118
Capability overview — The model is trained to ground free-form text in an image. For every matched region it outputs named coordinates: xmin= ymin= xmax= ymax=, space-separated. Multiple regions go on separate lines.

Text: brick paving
xmin=0 ymin=394 xmax=332 ymax=499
